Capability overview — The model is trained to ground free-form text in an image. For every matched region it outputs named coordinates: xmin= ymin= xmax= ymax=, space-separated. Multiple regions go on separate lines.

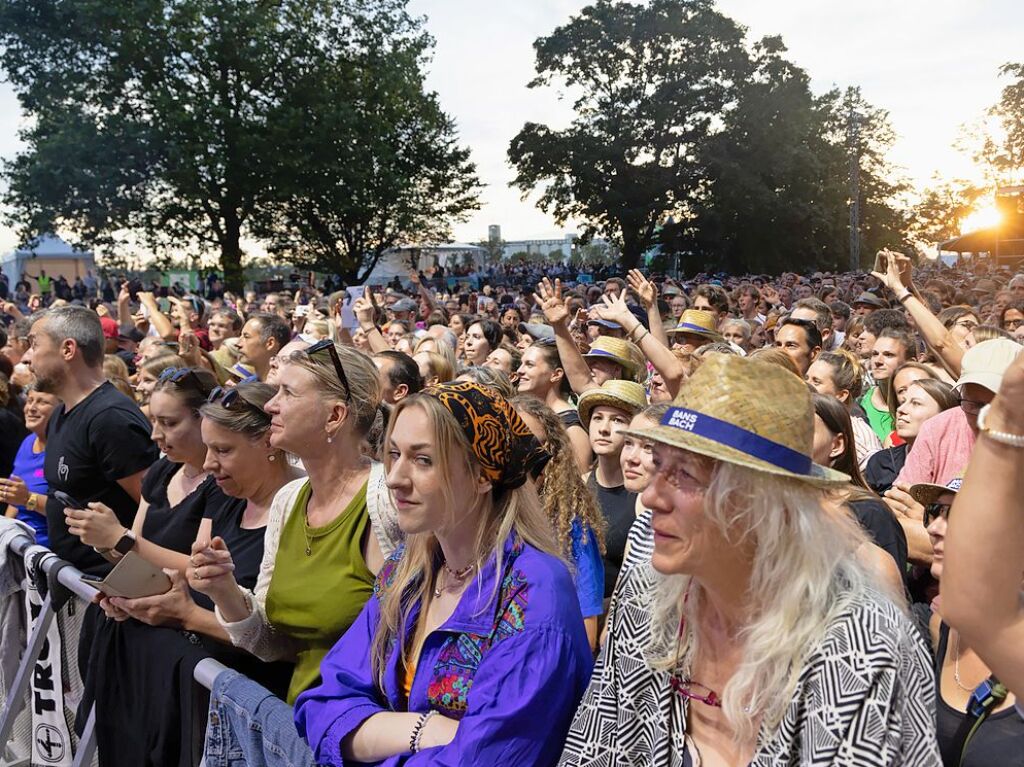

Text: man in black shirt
xmin=23 ymin=305 xmax=158 ymax=574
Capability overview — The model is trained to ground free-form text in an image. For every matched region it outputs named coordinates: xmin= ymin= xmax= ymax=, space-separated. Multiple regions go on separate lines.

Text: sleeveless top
xmin=585 ymin=472 xmax=636 ymax=599
xmin=934 ymin=622 xmax=1024 ymax=767
xmin=265 ymin=479 xmax=375 ymax=703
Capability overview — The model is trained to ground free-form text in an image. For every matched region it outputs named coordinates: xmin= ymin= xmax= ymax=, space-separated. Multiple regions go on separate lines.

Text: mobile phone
xmin=127 ymin=279 xmax=143 ymax=302
xmin=873 ymin=251 xmax=888 ymax=274
xmin=53 ymin=490 xmax=89 ymax=510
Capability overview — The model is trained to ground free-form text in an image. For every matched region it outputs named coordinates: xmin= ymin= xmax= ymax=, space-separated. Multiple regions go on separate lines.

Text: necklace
xmin=952 ymin=631 xmax=985 ymax=693
xmin=432 ymin=560 xmax=475 ymax=599
xmin=182 ymin=464 xmax=205 ymax=481
xmin=303 ymin=471 xmax=363 ymax=556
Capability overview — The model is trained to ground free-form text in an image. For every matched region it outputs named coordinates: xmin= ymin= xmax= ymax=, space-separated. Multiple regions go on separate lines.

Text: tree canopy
xmin=509 ymin=0 xmax=909 ymax=274
xmin=0 ymin=0 xmax=480 ymax=288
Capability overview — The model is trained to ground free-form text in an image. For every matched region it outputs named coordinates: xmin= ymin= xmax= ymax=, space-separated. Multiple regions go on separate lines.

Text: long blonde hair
xmin=370 ymin=394 xmax=560 ymax=691
xmin=646 ymin=456 xmax=886 ymax=743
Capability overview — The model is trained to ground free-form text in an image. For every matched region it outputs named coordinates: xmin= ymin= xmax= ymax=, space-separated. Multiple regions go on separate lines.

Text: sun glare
xmin=960 ymin=204 xmax=1003 ymax=235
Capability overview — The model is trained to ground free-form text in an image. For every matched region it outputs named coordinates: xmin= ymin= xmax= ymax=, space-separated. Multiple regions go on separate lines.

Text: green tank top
xmin=859 ymin=387 xmax=895 ymax=442
xmin=265 ymin=479 xmax=375 ymax=703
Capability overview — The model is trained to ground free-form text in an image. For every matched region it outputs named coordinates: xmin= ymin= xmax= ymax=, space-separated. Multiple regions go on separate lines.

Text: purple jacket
xmin=294 ymin=536 xmax=593 ymax=766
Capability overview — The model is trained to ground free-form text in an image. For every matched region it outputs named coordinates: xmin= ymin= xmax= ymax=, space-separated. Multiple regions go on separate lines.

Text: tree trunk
xmin=221 ymin=213 xmax=245 ymax=293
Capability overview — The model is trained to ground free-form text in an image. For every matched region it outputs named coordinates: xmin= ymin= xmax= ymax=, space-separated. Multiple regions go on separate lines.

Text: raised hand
xmin=533 ymin=278 xmax=570 ymax=325
xmin=626 ymin=269 xmax=657 ymax=309
xmin=594 ymin=292 xmax=633 ymax=326
xmin=871 ymin=249 xmax=913 ymax=293
xmin=353 ymin=287 xmax=376 ymax=328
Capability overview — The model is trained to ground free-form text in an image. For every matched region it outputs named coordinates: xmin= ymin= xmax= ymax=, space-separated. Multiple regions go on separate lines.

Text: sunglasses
xmin=306 ymin=339 xmax=350 ymax=400
xmin=207 ymin=385 xmax=268 ymax=418
xmin=669 ymin=676 xmax=722 ymax=708
xmin=924 ymin=501 xmax=953 ymax=526
xmin=158 ymin=366 xmax=212 ymax=396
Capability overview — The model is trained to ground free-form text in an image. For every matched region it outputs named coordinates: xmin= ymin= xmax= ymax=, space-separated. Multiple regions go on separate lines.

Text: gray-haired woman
xmin=560 ymin=354 xmax=940 ymax=766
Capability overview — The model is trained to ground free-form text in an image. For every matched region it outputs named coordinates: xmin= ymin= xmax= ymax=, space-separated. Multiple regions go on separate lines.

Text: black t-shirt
xmin=863 ymin=444 xmax=908 ymax=496
xmin=45 ymin=381 xmax=159 ymax=574
xmin=587 ymin=472 xmax=636 ymax=599
xmin=847 ymin=497 xmax=908 ymax=577
xmin=139 ymin=456 xmax=217 ymax=554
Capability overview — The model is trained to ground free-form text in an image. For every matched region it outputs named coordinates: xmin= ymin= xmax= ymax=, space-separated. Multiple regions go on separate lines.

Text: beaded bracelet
xmin=410 ymin=710 xmax=438 ymax=753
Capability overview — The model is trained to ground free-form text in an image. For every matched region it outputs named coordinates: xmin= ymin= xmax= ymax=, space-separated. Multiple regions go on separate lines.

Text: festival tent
xmin=363 ymin=242 xmax=487 ymax=286
xmin=1 ymin=234 xmax=97 ymax=288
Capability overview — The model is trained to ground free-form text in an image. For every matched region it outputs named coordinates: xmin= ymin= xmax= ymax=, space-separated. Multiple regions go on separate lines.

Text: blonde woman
xmin=560 ymin=354 xmax=939 ymax=766
xmin=189 ymin=340 xmax=400 ymax=704
xmin=296 ymin=382 xmax=593 ymax=766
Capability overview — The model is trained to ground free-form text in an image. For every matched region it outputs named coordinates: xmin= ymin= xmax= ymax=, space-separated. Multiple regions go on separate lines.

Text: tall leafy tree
xmin=508 ymin=0 xmax=749 ymax=271
xmin=910 ymin=178 xmax=986 ymax=244
xmin=0 ymin=0 xmax=478 ymax=288
xmin=681 ymin=37 xmax=847 ymax=274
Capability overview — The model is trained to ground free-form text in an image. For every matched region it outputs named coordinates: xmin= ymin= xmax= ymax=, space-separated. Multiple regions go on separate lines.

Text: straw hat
xmin=582 ymin=336 xmax=646 ymax=382
xmin=577 ymin=380 xmax=648 ymax=427
xmin=625 ymin=354 xmax=848 ymax=486
xmin=666 ymin=309 xmax=724 ymax=342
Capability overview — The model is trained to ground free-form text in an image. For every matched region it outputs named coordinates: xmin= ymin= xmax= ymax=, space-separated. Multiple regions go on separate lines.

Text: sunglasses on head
xmin=306 ymin=339 xmax=350 ymax=401
xmin=924 ymin=501 xmax=953 ymax=526
xmin=207 ymin=385 xmax=268 ymax=418
xmin=158 ymin=366 xmax=212 ymax=396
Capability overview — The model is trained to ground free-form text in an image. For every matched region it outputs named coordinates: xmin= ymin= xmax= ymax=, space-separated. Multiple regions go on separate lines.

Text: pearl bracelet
xmin=977 ymin=404 xmax=1024 ymax=448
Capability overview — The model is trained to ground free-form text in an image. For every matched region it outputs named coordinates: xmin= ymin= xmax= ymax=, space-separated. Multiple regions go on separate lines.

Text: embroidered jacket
xmin=559 ymin=562 xmax=942 ymax=767
xmin=295 ymin=535 xmax=593 ymax=766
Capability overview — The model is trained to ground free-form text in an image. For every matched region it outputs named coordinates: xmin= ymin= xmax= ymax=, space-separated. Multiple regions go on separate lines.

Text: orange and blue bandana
xmin=423 ymin=381 xmax=549 ymax=491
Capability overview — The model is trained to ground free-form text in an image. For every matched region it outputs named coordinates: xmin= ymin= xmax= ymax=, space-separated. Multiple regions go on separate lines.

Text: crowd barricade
xmin=0 ymin=519 xmax=232 ymax=767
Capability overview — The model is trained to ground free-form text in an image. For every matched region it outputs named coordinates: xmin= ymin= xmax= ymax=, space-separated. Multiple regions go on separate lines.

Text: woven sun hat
xmin=666 ymin=309 xmax=724 ymax=342
xmin=583 ymin=336 xmax=646 ymax=382
xmin=625 ymin=354 xmax=849 ymax=487
xmin=577 ymin=380 xmax=649 ymax=427
xmin=910 ymin=474 xmax=964 ymax=507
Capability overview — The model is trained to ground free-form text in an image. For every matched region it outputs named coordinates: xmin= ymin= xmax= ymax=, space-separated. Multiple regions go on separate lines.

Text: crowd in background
xmin=1 ymin=251 xmax=1023 ymax=766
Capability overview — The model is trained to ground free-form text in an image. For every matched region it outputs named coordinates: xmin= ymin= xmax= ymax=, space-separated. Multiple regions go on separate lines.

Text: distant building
xmin=488 ymin=225 xmax=502 ymax=243
xmin=501 ymin=233 xmax=578 ymax=261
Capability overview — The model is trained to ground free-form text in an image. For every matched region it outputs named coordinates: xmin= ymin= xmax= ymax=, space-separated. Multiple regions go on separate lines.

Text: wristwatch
xmin=26 ymin=493 xmax=37 ymax=512
xmin=977 ymin=403 xmax=1024 ymax=448
xmin=97 ymin=529 xmax=138 ymax=556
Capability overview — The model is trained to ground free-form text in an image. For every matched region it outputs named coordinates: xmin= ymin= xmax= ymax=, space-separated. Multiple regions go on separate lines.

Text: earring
xmin=268 ymin=454 xmax=276 ymax=462
xmin=327 ymin=435 xmax=333 ymax=444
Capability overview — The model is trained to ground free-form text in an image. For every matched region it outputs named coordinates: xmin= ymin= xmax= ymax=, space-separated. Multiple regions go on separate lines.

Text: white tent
xmin=363 ymin=242 xmax=487 ymax=285
xmin=1 ymin=234 xmax=96 ymax=289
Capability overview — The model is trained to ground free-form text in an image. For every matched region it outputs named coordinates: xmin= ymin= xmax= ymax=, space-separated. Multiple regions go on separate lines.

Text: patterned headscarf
xmin=423 ymin=381 xmax=549 ymax=491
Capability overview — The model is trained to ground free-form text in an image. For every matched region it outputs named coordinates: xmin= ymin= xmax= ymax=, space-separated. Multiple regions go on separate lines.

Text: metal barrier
xmin=0 ymin=520 xmax=230 ymax=767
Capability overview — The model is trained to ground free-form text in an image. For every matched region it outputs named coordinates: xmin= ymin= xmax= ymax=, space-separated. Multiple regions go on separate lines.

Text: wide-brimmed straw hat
xmin=666 ymin=309 xmax=724 ymax=342
xmin=625 ymin=354 xmax=848 ymax=487
xmin=582 ymin=336 xmax=646 ymax=382
xmin=577 ymin=380 xmax=648 ymax=427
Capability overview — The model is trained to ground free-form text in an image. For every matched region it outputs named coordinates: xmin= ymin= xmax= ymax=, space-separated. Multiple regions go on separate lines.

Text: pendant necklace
xmin=433 ymin=560 xmax=475 ymax=599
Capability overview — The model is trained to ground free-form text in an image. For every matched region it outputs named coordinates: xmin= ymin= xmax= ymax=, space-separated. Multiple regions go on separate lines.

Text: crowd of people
xmin=1 ymin=250 xmax=1023 ymax=766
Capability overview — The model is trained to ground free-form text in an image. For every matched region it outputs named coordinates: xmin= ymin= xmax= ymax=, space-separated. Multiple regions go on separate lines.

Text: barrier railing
xmin=0 ymin=520 xmax=230 ymax=767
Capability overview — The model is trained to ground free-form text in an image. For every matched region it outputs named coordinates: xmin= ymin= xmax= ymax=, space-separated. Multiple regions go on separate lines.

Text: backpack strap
xmin=949 ymin=675 xmax=1008 ymax=767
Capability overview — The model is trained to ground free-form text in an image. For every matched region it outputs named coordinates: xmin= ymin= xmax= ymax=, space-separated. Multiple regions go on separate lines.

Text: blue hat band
xmin=585 ymin=349 xmax=625 ymax=362
xmin=660 ymin=406 xmax=812 ymax=475
xmin=672 ymin=322 xmax=715 ymax=335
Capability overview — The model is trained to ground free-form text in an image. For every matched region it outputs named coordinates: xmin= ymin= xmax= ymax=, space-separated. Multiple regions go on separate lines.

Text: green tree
xmin=974 ymin=63 xmax=1024 ymax=185
xmin=508 ymin=0 xmax=749 ymax=271
xmin=680 ymin=37 xmax=846 ymax=274
xmin=0 ymin=0 xmax=478 ymax=289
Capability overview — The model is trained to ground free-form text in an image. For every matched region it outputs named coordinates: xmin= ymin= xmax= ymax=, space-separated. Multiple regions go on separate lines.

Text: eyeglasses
xmin=306 ymin=339 xmax=350 ymax=401
xmin=959 ymin=399 xmax=985 ymax=415
xmin=670 ymin=677 xmax=722 ymax=708
xmin=207 ymin=385 xmax=268 ymax=418
xmin=924 ymin=501 xmax=952 ymax=526
xmin=158 ymin=366 xmax=212 ymax=396
xmin=1005 ymin=318 xmax=1023 ymax=330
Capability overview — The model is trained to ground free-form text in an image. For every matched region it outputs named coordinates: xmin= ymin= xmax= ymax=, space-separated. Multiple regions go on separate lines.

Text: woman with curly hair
xmin=512 ymin=395 xmax=606 ymax=649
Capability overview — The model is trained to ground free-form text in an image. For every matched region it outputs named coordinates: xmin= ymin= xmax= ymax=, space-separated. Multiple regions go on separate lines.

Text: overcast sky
xmin=1 ymin=0 xmax=1022 ymax=254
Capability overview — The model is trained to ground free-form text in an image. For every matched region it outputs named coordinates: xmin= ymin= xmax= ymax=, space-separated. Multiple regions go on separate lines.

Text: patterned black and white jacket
xmin=559 ymin=562 xmax=942 ymax=767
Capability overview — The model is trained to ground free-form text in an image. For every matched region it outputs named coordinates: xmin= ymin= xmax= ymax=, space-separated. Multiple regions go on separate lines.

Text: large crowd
xmin=1 ymin=251 xmax=1023 ymax=766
